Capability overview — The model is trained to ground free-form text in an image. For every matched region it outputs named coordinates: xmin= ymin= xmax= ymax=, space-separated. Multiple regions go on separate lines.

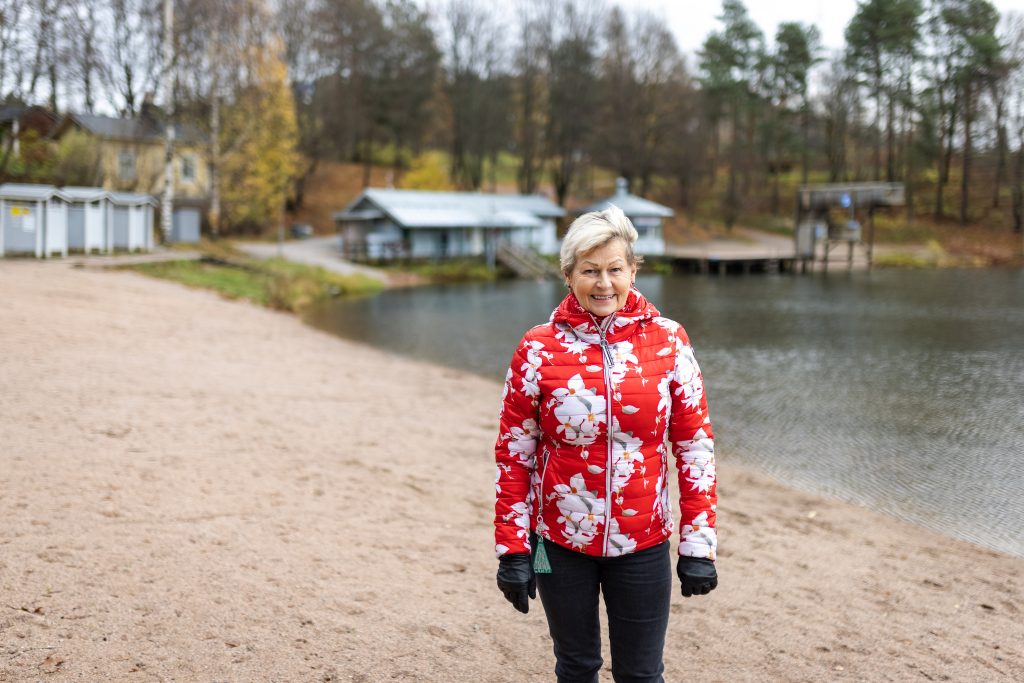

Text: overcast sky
xmin=614 ymin=0 xmax=1024 ymax=57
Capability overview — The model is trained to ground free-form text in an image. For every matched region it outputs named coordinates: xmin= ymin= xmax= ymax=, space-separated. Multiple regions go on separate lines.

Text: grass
xmin=380 ymin=257 xmax=499 ymax=283
xmin=128 ymin=247 xmax=384 ymax=313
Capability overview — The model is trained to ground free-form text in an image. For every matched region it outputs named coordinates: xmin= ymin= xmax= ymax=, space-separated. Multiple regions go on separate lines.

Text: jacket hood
xmin=551 ymin=288 xmax=660 ymax=344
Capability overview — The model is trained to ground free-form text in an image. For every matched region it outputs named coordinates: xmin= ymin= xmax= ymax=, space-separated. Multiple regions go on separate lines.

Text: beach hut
xmin=108 ymin=192 xmax=156 ymax=252
xmin=333 ymin=188 xmax=565 ymax=261
xmin=0 ymin=183 xmax=67 ymax=258
xmin=62 ymin=186 xmax=112 ymax=254
xmin=576 ymin=178 xmax=673 ymax=255
xmin=171 ymin=205 xmax=202 ymax=243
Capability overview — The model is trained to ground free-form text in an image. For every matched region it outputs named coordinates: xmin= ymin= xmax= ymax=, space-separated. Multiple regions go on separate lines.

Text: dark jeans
xmin=535 ymin=539 xmax=672 ymax=683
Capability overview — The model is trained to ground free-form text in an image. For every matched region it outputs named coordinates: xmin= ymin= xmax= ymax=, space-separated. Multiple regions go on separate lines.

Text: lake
xmin=306 ymin=268 xmax=1024 ymax=557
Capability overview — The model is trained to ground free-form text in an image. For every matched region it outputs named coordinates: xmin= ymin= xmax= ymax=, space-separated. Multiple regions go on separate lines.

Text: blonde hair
xmin=560 ymin=204 xmax=643 ymax=277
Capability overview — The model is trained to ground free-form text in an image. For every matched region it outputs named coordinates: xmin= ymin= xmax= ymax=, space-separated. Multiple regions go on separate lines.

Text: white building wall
xmin=44 ymin=199 xmax=68 ymax=257
xmin=531 ymin=219 xmax=560 ymax=255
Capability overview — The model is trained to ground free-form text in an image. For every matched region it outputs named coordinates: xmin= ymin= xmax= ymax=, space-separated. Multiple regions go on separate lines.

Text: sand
xmin=1 ymin=260 xmax=1021 ymax=682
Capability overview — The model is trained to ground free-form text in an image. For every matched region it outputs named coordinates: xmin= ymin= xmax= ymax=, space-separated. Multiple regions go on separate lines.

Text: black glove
xmin=496 ymin=553 xmax=536 ymax=614
xmin=677 ymin=556 xmax=717 ymax=597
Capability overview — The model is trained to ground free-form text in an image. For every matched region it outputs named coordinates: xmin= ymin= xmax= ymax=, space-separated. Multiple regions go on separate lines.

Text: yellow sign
xmin=9 ymin=207 xmax=31 ymax=217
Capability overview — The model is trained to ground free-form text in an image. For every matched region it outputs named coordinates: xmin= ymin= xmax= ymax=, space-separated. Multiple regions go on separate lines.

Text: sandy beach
xmin=1 ymin=260 xmax=1022 ymax=682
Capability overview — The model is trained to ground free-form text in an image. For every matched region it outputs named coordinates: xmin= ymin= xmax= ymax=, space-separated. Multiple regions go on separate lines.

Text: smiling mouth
xmin=591 ymin=295 xmax=614 ymax=301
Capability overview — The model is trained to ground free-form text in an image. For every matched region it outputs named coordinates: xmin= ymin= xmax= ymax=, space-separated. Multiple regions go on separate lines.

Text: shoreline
xmin=1 ymin=260 xmax=1022 ymax=682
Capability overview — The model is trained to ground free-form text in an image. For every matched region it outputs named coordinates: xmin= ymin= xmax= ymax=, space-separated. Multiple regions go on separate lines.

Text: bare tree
xmin=512 ymin=0 xmax=552 ymax=194
xmin=106 ymin=0 xmax=162 ymax=115
xmin=65 ymin=0 xmax=104 ymax=112
xmin=546 ymin=0 xmax=601 ymax=206
xmin=0 ymin=0 xmax=30 ymax=101
xmin=441 ymin=0 xmax=508 ymax=190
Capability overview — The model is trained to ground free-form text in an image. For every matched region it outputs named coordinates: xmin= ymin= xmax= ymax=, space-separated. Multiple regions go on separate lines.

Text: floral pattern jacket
xmin=494 ymin=289 xmax=717 ymax=560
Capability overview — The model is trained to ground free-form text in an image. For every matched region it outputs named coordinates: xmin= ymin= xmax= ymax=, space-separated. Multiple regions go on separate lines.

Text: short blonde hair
xmin=560 ymin=204 xmax=643 ymax=277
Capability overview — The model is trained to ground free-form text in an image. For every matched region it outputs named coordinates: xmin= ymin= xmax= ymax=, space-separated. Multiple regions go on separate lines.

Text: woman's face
xmin=566 ymin=239 xmax=637 ymax=317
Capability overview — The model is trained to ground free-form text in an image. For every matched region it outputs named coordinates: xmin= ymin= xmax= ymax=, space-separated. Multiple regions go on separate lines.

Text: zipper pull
xmin=599 ymin=338 xmax=614 ymax=367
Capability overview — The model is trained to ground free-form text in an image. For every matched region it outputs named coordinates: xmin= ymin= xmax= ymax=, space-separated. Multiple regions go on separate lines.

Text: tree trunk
xmin=936 ymin=87 xmax=957 ymax=222
xmin=992 ymin=97 xmax=1007 ymax=209
xmin=362 ymin=133 xmax=374 ymax=189
xmin=873 ymin=64 xmax=882 ymax=181
xmin=960 ymin=84 xmax=972 ymax=227
xmin=771 ymin=167 xmax=780 ymax=216
xmin=209 ymin=88 xmax=221 ymax=237
xmin=1013 ymin=124 xmax=1023 ymax=235
xmin=886 ymin=88 xmax=896 ymax=182
xmin=905 ymin=105 xmax=914 ymax=223
xmin=801 ymin=98 xmax=810 ymax=184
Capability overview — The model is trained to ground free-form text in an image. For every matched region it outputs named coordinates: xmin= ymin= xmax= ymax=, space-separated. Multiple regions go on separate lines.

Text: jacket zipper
xmin=590 ymin=313 xmax=616 ymax=556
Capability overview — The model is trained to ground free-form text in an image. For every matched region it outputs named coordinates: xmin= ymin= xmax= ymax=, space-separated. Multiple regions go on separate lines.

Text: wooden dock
xmin=662 ymin=229 xmax=870 ymax=274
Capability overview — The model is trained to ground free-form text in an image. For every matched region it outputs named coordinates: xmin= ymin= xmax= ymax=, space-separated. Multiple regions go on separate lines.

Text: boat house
xmin=576 ymin=178 xmax=673 ymax=255
xmin=333 ymin=188 xmax=565 ymax=261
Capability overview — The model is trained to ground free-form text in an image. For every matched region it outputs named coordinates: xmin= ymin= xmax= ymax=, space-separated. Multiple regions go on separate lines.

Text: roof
xmin=108 ymin=191 xmax=158 ymax=206
xmin=58 ymin=113 xmax=206 ymax=145
xmin=60 ymin=186 xmax=108 ymax=201
xmin=797 ymin=183 xmax=905 ymax=210
xmin=0 ymin=183 xmax=157 ymax=205
xmin=576 ymin=178 xmax=674 ymax=218
xmin=0 ymin=183 xmax=61 ymax=201
xmin=0 ymin=106 xmax=25 ymax=123
xmin=334 ymin=188 xmax=565 ymax=229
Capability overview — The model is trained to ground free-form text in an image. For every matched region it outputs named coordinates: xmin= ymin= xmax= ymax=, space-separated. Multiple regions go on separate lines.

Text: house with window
xmin=576 ymin=178 xmax=673 ymax=255
xmin=50 ymin=110 xmax=210 ymax=235
xmin=334 ymin=188 xmax=565 ymax=261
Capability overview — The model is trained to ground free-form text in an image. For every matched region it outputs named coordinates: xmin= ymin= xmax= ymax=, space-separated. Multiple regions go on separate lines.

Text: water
xmin=306 ymin=269 xmax=1024 ymax=557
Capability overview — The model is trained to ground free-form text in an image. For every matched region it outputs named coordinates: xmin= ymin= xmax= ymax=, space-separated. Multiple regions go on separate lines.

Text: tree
xmin=511 ymin=0 xmax=551 ymax=194
xmin=933 ymin=0 xmax=1002 ymax=225
xmin=25 ymin=0 xmax=65 ymax=111
xmin=0 ymin=0 xmax=30 ymax=101
xmin=545 ymin=0 xmax=600 ymax=206
xmin=845 ymin=0 xmax=924 ymax=182
xmin=374 ymin=0 xmax=440 ymax=174
xmin=51 ymin=129 xmax=101 ymax=185
xmin=106 ymin=0 xmax=162 ymax=116
xmin=218 ymin=37 xmax=300 ymax=232
xmin=773 ymin=22 xmax=820 ymax=186
xmin=822 ymin=57 xmax=855 ymax=182
xmin=698 ymin=0 xmax=765 ymax=228
xmin=440 ymin=0 xmax=509 ymax=190
xmin=312 ymin=0 xmax=388 ymax=170
xmin=1005 ymin=11 xmax=1024 ymax=234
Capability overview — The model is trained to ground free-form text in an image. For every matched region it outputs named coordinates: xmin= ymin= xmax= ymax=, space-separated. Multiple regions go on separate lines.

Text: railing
xmin=496 ymin=242 xmax=560 ymax=280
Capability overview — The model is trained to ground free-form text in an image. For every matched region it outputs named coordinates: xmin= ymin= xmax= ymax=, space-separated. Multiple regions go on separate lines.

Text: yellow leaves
xmin=219 ymin=41 xmax=300 ymax=232
xmin=401 ymin=151 xmax=454 ymax=191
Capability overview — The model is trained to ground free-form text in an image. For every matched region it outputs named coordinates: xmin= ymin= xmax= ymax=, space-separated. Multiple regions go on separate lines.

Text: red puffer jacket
xmin=494 ymin=288 xmax=717 ymax=559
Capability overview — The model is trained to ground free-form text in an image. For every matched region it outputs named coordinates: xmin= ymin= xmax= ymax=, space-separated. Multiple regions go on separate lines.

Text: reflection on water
xmin=306 ymin=268 xmax=1024 ymax=557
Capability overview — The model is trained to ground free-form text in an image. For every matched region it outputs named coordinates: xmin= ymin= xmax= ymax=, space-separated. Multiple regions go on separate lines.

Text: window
xmin=118 ymin=150 xmax=136 ymax=182
xmin=180 ymin=154 xmax=196 ymax=182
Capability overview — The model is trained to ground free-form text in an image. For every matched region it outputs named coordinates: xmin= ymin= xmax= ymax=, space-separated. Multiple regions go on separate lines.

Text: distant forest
xmin=2 ymin=0 xmax=1024 ymax=233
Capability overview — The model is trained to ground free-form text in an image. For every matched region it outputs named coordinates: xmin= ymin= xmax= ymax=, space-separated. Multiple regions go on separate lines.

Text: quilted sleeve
xmin=493 ymin=334 xmax=542 ymax=557
xmin=667 ymin=327 xmax=718 ymax=560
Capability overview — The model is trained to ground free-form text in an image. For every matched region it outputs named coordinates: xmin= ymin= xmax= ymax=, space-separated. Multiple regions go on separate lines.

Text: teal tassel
xmin=533 ymin=536 xmax=552 ymax=574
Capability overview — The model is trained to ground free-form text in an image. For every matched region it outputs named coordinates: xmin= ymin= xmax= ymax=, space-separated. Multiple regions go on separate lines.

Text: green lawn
xmin=129 ymin=256 xmax=384 ymax=313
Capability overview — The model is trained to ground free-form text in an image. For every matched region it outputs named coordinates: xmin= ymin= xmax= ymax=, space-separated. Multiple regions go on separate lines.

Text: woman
xmin=493 ymin=206 xmax=718 ymax=683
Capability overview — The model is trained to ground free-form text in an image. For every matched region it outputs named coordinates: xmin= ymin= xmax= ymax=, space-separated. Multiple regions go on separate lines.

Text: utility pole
xmin=161 ymin=0 xmax=175 ymax=243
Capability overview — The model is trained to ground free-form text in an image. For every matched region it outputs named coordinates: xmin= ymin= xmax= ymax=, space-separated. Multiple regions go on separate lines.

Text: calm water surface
xmin=306 ymin=269 xmax=1024 ymax=557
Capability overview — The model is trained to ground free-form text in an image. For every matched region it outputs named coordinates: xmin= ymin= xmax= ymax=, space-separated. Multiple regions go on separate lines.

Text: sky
xmin=615 ymin=0 xmax=1024 ymax=57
